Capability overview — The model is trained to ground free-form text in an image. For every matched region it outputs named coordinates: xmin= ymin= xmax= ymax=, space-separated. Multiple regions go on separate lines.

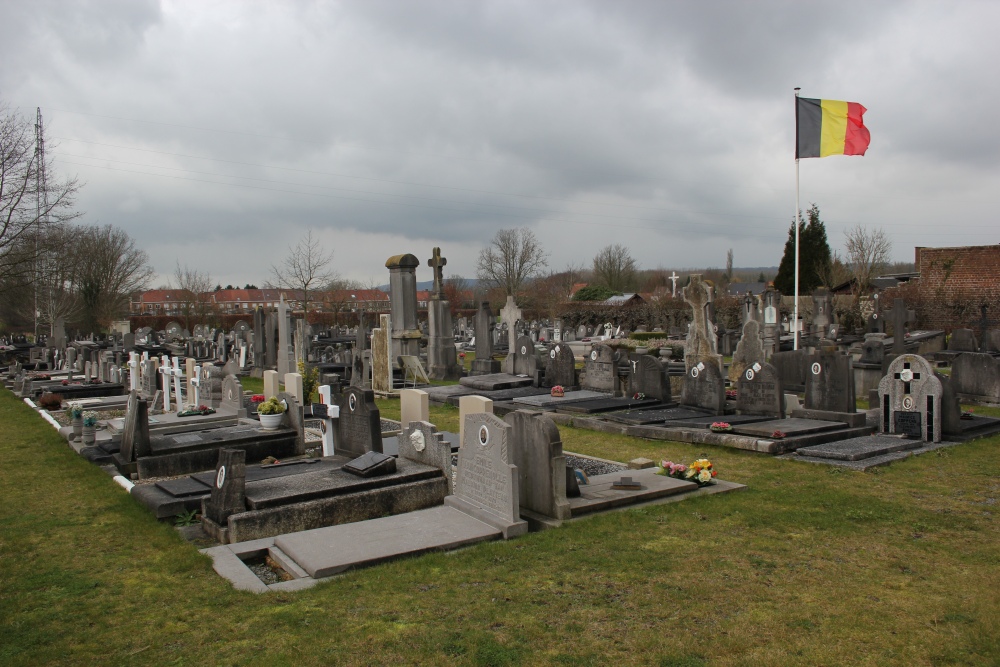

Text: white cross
xmin=171 ymin=357 xmax=184 ymax=412
xmin=128 ymin=352 xmax=139 ymax=391
xmin=670 ymin=271 xmax=680 ymax=298
xmin=158 ymin=355 xmax=172 ymax=412
xmin=190 ymin=365 xmax=202 ymax=408
xmin=317 ymin=385 xmax=341 ymax=457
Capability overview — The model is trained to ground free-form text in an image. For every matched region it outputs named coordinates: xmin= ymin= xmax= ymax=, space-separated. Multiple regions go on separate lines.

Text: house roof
xmin=605 ymin=293 xmax=644 ymax=305
xmin=726 ymin=282 xmax=767 ymax=296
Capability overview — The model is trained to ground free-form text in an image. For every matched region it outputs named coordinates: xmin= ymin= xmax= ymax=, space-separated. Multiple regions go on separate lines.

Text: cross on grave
xmin=893 ymin=362 xmax=921 ymax=396
xmin=885 ymin=298 xmax=916 ymax=355
xmin=170 ymin=357 xmax=184 ymax=411
xmin=972 ymin=304 xmax=998 ymax=353
xmin=499 ymin=296 xmax=522 ymax=342
xmin=158 ymin=355 xmax=173 ymax=412
xmin=428 ymin=247 xmax=447 ymax=299
xmin=316 ymin=385 xmax=341 ymax=456
xmin=669 ymin=271 xmax=680 ymax=298
xmin=190 ymin=365 xmax=202 ymax=408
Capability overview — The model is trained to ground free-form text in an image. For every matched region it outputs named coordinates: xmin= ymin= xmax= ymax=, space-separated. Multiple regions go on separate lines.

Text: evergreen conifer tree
xmin=774 ymin=204 xmax=831 ymax=295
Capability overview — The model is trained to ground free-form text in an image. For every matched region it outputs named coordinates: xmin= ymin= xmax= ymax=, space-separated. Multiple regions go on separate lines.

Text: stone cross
xmin=500 ymin=296 xmax=522 ymax=342
xmin=972 ymin=304 xmax=997 ymax=353
xmin=190 ymin=365 xmax=202 ymax=408
xmin=171 ymin=357 xmax=184 ymax=411
xmin=128 ymin=352 xmax=139 ymax=392
xmin=317 ymin=385 xmax=341 ymax=457
xmin=158 ymin=355 xmax=172 ymax=412
xmin=885 ymin=298 xmax=916 ymax=355
xmin=428 ymin=247 xmax=447 ymax=299
xmin=669 ymin=271 xmax=680 ymax=297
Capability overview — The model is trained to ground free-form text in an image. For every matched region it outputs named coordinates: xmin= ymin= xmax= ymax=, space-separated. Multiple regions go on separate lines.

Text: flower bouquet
xmin=178 ymin=404 xmax=217 ymax=417
xmin=961 ymin=408 xmax=975 ymax=420
xmin=658 ymin=458 xmax=718 ymax=487
xmin=632 ymin=392 xmax=646 ymax=401
xmin=770 ymin=430 xmax=786 ymax=440
xmin=709 ymin=421 xmax=732 ymax=433
xmin=725 ymin=389 xmax=737 ymax=400
xmin=82 ymin=411 xmax=99 ymax=427
xmin=550 ymin=385 xmax=565 ymax=397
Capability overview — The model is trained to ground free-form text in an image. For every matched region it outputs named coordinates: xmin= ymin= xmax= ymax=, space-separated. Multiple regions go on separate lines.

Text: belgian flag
xmin=796 ymin=97 xmax=870 ymax=158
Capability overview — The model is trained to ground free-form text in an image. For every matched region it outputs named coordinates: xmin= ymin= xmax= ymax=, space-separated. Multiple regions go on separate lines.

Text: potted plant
xmin=68 ymin=402 xmax=84 ymax=441
xmin=81 ymin=410 xmax=98 ymax=445
xmin=257 ymin=397 xmax=287 ymax=430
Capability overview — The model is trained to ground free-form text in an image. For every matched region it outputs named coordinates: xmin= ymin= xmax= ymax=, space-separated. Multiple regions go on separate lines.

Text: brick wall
xmin=910 ymin=245 xmax=1000 ymax=331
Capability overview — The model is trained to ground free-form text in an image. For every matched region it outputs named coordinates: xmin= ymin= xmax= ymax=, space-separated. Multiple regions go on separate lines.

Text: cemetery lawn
xmin=2 ymin=390 xmax=999 ymax=666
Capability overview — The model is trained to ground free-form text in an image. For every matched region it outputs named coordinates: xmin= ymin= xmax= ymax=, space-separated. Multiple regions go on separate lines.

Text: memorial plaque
xmin=336 ymin=387 xmax=383 ymax=459
xmin=894 ymin=411 xmax=922 ymax=438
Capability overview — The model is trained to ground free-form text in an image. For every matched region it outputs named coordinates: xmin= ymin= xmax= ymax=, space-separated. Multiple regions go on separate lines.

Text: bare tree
xmin=817 ymin=250 xmax=851 ymax=292
xmin=76 ymin=224 xmax=154 ymax=332
xmin=0 ymin=102 xmax=81 ymax=287
xmin=476 ymin=227 xmax=548 ymax=299
xmin=173 ymin=261 xmax=215 ymax=327
xmin=724 ymin=248 xmax=734 ymax=286
xmin=844 ymin=225 xmax=892 ymax=298
xmin=592 ymin=243 xmax=637 ymax=292
xmin=270 ymin=229 xmax=337 ymax=318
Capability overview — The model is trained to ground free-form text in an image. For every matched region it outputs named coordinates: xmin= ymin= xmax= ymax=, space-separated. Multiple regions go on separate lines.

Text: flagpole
xmin=793 ymin=87 xmax=801 ymax=351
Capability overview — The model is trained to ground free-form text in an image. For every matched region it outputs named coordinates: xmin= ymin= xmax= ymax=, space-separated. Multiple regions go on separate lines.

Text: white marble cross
xmin=317 ymin=385 xmax=341 ymax=457
xmin=670 ymin=271 xmax=680 ymax=298
xmin=171 ymin=357 xmax=184 ymax=412
xmin=128 ymin=352 xmax=139 ymax=391
xmin=158 ymin=355 xmax=172 ymax=412
xmin=190 ymin=365 xmax=202 ymax=408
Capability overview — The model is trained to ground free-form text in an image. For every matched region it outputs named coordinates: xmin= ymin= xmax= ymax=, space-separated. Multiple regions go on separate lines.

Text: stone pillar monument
xmin=426 ymin=247 xmax=461 ymax=380
xmin=385 ymin=253 xmax=422 ymax=365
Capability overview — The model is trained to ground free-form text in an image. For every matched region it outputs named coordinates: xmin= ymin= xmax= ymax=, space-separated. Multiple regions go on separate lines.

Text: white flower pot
xmin=258 ymin=413 xmax=284 ymax=430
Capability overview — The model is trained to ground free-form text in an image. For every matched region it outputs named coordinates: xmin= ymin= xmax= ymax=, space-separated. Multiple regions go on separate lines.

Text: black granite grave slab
xmin=555 ymin=397 xmax=661 ymax=414
xmin=731 ymin=418 xmax=843 ymax=437
xmin=661 ymin=414 xmax=775 ymax=429
xmin=133 ymin=425 xmax=302 ymax=479
xmin=244 ymin=458 xmax=444 ymax=510
xmin=459 ymin=373 xmax=534 ymax=391
xmin=474 ymin=386 xmax=549 ymax=401
xmin=47 ymin=383 xmax=126 ymax=399
xmin=344 ymin=451 xmax=397 ymax=477
xmin=604 ymin=406 xmax=706 ymax=425
xmin=155 ymin=477 xmax=212 ymax=497
xmin=794 ymin=435 xmax=922 ymax=461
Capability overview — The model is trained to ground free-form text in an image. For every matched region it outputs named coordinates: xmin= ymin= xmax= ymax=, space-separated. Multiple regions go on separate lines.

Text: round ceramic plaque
xmin=349 ymin=393 xmax=357 ymax=412
xmin=691 ymin=367 xmax=700 ymax=378
xmin=216 ymin=466 xmax=226 ymax=489
xmin=478 ymin=424 xmax=490 ymax=446
xmin=902 ymin=395 xmax=914 ymax=410
xmin=591 ymin=351 xmax=598 ymax=361
xmin=811 ymin=362 xmax=822 ymax=375
xmin=900 ymin=369 xmax=913 ymax=382
xmin=550 ymin=349 xmax=556 ymax=359
xmin=745 ymin=368 xmax=755 ymax=381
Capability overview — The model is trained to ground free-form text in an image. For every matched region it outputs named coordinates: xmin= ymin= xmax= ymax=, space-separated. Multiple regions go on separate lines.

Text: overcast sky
xmin=3 ymin=0 xmax=998 ymax=289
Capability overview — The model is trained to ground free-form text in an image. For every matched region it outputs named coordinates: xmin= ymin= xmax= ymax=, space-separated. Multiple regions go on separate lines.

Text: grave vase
xmin=258 ymin=413 xmax=283 ymax=430
xmin=81 ymin=424 xmax=96 ymax=445
xmin=71 ymin=415 xmax=82 ymax=441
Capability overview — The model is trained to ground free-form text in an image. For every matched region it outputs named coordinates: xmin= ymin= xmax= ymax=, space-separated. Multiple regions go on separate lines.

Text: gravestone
xmin=511 ymin=336 xmax=537 ymax=377
xmin=545 ymin=343 xmax=577 ymax=389
xmin=444 ymin=412 xmax=528 ymax=538
xmin=459 ymin=395 xmax=493 ymax=446
xmin=336 ymin=387 xmax=383 ymax=459
xmin=504 ymin=410 xmax=570 ymax=521
xmin=951 ymin=352 xmax=1000 ymax=403
xmin=202 ymin=449 xmax=246 ymax=527
xmin=253 ymin=306 xmax=265 ymax=369
xmin=947 ymin=329 xmax=978 ymax=353
xmin=728 ymin=319 xmax=765 ymax=383
xmin=682 ymin=274 xmax=722 ymax=373
xmin=426 ymin=248 xmax=461 ymax=381
xmin=470 ymin=301 xmax=501 ymax=375
xmin=736 ymin=361 xmax=785 ymax=418
xmin=582 ymin=344 xmax=617 ymax=394
xmin=221 ymin=375 xmax=244 ymax=414
xmin=811 ymin=288 xmax=832 ymax=335
xmin=351 ymin=316 xmax=369 ymax=389
xmin=500 ymin=296 xmax=522 ymax=343
xmin=264 ymin=310 xmax=277 ymax=369
xmin=854 ymin=336 xmax=888 ymax=397
xmin=804 ymin=351 xmax=856 ymax=413
xmin=263 ymin=369 xmax=280 ymax=399
xmin=399 ymin=421 xmax=454 ymax=493
xmin=277 ymin=296 xmax=293 ymax=377
xmin=877 ymin=354 xmax=947 ymax=442
xmin=399 ymin=388 xmax=429 ymax=427
xmin=627 ymin=354 xmax=671 ymax=402
xmin=679 ymin=361 xmax=725 ymax=415
xmin=118 ymin=391 xmax=151 ymax=462
xmin=371 ymin=314 xmax=393 ymax=394
xmin=885 ymin=298 xmax=916 ymax=355
xmin=385 ymin=253 xmax=422 ymax=362
xmin=770 ymin=350 xmax=807 ymax=392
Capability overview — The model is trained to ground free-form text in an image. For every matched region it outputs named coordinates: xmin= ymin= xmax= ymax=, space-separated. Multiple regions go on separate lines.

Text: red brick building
xmin=910 ymin=244 xmax=1000 ymax=330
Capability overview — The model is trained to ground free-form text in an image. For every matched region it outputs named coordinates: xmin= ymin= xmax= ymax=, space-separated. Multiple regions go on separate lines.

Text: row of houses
xmin=131 ymin=288 xmax=393 ymax=316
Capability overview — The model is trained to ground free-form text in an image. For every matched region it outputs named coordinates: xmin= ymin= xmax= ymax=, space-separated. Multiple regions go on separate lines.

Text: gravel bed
xmin=565 ymin=455 xmax=626 ymax=476
xmin=381 ymin=418 xmax=401 ymax=432
xmin=247 ymin=560 xmax=281 ymax=585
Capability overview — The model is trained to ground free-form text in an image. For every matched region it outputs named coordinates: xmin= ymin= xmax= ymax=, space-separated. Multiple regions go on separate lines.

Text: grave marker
xmin=736 ymin=361 xmax=785 ymax=418
xmin=336 ymin=387 xmax=383 ymax=459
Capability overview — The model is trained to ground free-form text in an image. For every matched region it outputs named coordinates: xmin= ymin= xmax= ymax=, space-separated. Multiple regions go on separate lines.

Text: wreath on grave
xmin=632 ymin=392 xmax=646 ymax=401
xmin=178 ymin=404 xmax=216 ymax=417
xmin=658 ymin=458 xmax=717 ymax=486
xmin=771 ymin=430 xmax=787 ymax=440
xmin=709 ymin=421 xmax=732 ymax=433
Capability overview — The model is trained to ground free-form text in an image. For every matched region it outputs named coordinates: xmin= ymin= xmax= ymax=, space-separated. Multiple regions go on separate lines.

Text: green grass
xmin=2 ymin=387 xmax=999 ymax=666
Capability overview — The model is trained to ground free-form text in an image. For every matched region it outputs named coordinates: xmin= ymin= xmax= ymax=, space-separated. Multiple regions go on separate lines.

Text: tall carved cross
xmin=669 ymin=271 xmax=680 ymax=297
xmin=499 ymin=295 xmax=523 ymax=341
xmin=683 ymin=275 xmax=716 ymax=361
xmin=885 ymin=298 xmax=916 ymax=355
xmin=428 ymin=247 xmax=447 ymax=299
xmin=972 ymin=304 xmax=997 ymax=353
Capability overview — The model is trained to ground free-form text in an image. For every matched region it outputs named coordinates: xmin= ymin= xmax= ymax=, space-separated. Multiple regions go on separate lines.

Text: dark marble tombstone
xmin=202 ymin=448 xmax=246 ymax=526
xmin=627 ymin=354 xmax=671 ymax=402
xmin=582 ymin=344 xmax=618 ymax=394
xmin=804 ymin=351 xmax=856 ymax=413
xmin=770 ymin=349 xmax=808 ymax=392
xmin=470 ymin=301 xmax=501 ymax=375
xmin=951 ymin=352 xmax=1000 ymax=403
xmin=118 ymin=391 xmax=151 ymax=463
xmin=679 ymin=361 xmax=725 ymax=415
xmin=736 ymin=361 xmax=784 ymax=418
xmin=335 ymin=387 xmax=383 ymax=459
xmin=545 ymin=343 xmax=577 ymax=389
